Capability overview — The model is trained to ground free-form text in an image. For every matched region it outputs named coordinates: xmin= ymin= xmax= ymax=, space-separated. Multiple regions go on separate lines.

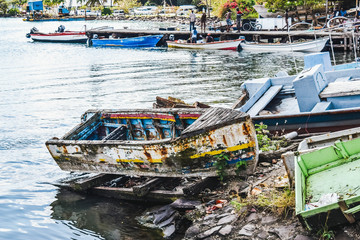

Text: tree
xmin=0 ymin=0 xmax=8 ymax=14
xmin=11 ymin=0 xmax=27 ymax=8
xmin=212 ymin=0 xmax=256 ymax=18
xmin=113 ymin=0 xmax=140 ymax=12
xmin=43 ymin=0 xmax=65 ymax=7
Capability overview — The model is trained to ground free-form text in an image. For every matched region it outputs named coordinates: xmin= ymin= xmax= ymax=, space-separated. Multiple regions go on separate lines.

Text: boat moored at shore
xmin=46 ymin=108 xmax=258 ymax=177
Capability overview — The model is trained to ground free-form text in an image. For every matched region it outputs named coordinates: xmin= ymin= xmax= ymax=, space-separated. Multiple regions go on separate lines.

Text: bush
xmin=8 ymin=8 xmax=19 ymax=16
xmin=102 ymin=7 xmax=111 ymax=15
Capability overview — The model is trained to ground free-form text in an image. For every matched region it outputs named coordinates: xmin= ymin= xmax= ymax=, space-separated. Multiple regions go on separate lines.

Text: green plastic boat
xmin=295 ymin=137 xmax=360 ymax=230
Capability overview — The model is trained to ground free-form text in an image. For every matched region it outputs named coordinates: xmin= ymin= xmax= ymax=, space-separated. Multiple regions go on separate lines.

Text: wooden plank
xmin=320 ymin=81 xmax=360 ymax=98
xmin=132 ymin=178 xmax=162 ymax=196
xmin=339 ymin=200 xmax=356 ymax=224
xmin=247 ymin=85 xmax=283 ymax=117
xmin=183 ymin=177 xmax=219 ymax=196
xmin=311 ymin=102 xmax=332 ymax=113
xmin=239 ymin=79 xmax=271 ymax=113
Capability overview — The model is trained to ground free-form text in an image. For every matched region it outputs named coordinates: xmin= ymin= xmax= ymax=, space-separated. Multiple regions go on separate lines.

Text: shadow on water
xmin=50 ymin=189 xmax=163 ymax=240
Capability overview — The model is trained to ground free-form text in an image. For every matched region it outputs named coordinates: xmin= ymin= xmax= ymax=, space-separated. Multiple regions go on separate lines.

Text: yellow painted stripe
xmin=116 ymin=158 xmax=163 ymax=164
xmin=99 ymin=158 xmax=106 ymax=163
xmin=190 ymin=141 xmax=256 ymax=159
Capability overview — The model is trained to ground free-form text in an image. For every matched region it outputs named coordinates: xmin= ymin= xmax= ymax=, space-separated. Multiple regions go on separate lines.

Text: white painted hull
xmin=30 ymin=32 xmax=87 ymax=43
xmin=240 ymin=38 xmax=329 ymax=52
xmin=167 ymin=39 xmax=242 ymax=50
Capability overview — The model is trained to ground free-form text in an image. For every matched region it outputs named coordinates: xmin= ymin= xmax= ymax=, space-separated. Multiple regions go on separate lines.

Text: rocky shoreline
xmin=138 ymin=158 xmax=360 ymax=240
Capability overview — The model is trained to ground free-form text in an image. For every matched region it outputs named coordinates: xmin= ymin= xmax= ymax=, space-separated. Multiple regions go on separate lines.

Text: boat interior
xmin=238 ymin=52 xmax=360 ymax=116
xmin=62 ymin=110 xmax=204 ymax=141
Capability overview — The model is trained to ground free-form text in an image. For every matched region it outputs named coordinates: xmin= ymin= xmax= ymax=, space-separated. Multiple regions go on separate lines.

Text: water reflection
xmin=51 ymin=189 xmax=163 ymax=240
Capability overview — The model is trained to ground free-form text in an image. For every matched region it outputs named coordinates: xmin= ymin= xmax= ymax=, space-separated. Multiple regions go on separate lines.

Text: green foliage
xmin=317 ymin=226 xmax=335 ymax=240
xmin=8 ymin=8 xmax=19 ymax=15
xmin=255 ymin=123 xmax=287 ymax=152
xmin=0 ymin=0 xmax=8 ymax=14
xmin=264 ymin=0 xmax=325 ymax=12
xmin=43 ymin=0 xmax=64 ymax=7
xmin=11 ymin=0 xmax=27 ymax=7
xmin=214 ymin=152 xmax=247 ymax=181
xmin=212 ymin=0 xmax=256 ymax=18
xmin=214 ymin=153 xmax=229 ymax=181
xmin=113 ymin=0 xmax=140 ymax=13
xmin=102 ymin=7 xmax=111 ymax=15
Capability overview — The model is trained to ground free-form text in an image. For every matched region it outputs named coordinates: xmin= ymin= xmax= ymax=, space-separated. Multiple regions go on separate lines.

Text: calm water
xmin=0 ymin=17 xmax=355 ymax=240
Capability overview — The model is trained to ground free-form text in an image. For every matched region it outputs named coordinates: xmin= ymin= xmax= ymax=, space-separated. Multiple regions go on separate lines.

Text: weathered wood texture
xmin=182 ymin=107 xmax=248 ymax=136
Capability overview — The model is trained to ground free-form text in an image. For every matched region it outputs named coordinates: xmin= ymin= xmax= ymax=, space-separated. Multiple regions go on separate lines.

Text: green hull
xmin=295 ymin=137 xmax=360 ymax=230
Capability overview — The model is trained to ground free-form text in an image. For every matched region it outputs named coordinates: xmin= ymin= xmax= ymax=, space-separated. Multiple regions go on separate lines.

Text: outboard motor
xmin=57 ymin=25 xmax=65 ymax=33
xmin=169 ymin=34 xmax=175 ymax=41
xmin=27 ymin=27 xmax=38 ymax=38
xmin=30 ymin=27 xmax=38 ymax=34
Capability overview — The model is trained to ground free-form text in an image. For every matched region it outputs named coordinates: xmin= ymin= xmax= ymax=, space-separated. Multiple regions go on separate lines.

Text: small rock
xmin=261 ymin=215 xmax=277 ymax=225
xmin=260 ymin=162 xmax=272 ymax=167
xmin=163 ymin=224 xmax=175 ymax=238
xmin=170 ymin=198 xmax=201 ymax=210
xmin=216 ymin=213 xmax=231 ymax=219
xmin=257 ymin=231 xmax=268 ymax=239
xmin=219 ymin=225 xmax=232 ymax=236
xmin=246 ymin=213 xmax=260 ymax=223
xmin=203 ymin=214 xmax=217 ymax=221
xmin=272 ymin=159 xmax=278 ymax=164
xmin=238 ymin=224 xmax=256 ymax=237
xmin=184 ymin=224 xmax=200 ymax=238
xmin=271 ymin=225 xmax=296 ymax=240
xmin=197 ymin=225 xmax=222 ymax=239
xmin=217 ymin=214 xmax=237 ymax=225
xmin=294 ymin=235 xmax=314 ymax=240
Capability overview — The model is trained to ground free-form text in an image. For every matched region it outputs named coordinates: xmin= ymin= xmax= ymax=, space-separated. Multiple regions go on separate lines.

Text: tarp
xmin=28 ymin=0 xmax=43 ymax=11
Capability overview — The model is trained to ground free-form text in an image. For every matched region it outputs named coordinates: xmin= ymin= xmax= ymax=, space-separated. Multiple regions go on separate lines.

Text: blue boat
xmin=91 ymin=35 xmax=163 ymax=48
xmin=234 ymin=52 xmax=360 ymax=134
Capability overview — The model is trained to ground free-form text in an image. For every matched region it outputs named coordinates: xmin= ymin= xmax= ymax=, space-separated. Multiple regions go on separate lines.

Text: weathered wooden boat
xmin=26 ymin=26 xmax=87 ymax=43
xmin=53 ymin=173 xmax=220 ymax=203
xmin=90 ymin=35 xmax=163 ymax=48
xmin=167 ymin=39 xmax=243 ymax=51
xmin=234 ymin=52 xmax=360 ymax=134
xmin=45 ymin=108 xmax=258 ymax=177
xmin=153 ymin=96 xmax=210 ymax=109
xmin=295 ymin=137 xmax=360 ymax=230
xmin=239 ymin=37 xmax=328 ymax=52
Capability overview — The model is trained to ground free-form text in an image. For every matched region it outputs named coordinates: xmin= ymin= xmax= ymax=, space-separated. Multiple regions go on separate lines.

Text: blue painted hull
xmin=91 ymin=35 xmax=163 ymax=48
xmin=23 ymin=17 xmax=92 ymax=22
xmin=253 ymin=107 xmax=360 ymax=134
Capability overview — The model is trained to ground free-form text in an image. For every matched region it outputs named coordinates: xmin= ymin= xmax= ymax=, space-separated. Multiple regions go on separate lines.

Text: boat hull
xmin=45 ymin=108 xmax=258 ymax=177
xmin=30 ymin=32 xmax=88 ymax=43
xmin=240 ymin=38 xmax=328 ymax=52
xmin=253 ymin=107 xmax=360 ymax=134
xmin=295 ymin=137 xmax=360 ymax=231
xmin=167 ymin=39 xmax=242 ymax=50
xmin=91 ymin=35 xmax=163 ymax=48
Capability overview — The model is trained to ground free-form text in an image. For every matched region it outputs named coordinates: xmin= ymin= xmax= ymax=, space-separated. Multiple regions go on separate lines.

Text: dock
xmin=86 ymin=27 xmax=360 ymax=51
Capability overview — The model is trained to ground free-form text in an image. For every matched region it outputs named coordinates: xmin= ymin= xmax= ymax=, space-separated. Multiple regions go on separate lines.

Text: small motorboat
xmin=90 ymin=35 xmax=163 ymax=48
xmin=45 ymin=107 xmax=258 ymax=177
xmin=26 ymin=25 xmax=88 ymax=43
xmin=234 ymin=52 xmax=360 ymax=134
xmin=239 ymin=37 xmax=329 ymax=52
xmin=167 ymin=39 xmax=243 ymax=50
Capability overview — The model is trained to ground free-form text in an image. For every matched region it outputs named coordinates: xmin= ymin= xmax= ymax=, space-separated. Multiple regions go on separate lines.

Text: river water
xmin=0 ymin=17 xmax=355 ymax=240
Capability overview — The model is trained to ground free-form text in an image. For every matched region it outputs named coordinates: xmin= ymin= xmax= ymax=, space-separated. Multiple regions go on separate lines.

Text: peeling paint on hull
xmin=46 ymin=108 xmax=258 ymax=177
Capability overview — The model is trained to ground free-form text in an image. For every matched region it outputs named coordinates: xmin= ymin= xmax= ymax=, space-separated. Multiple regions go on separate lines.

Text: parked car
xmin=134 ymin=6 xmax=157 ymax=15
xmin=113 ymin=9 xmax=125 ymax=16
xmin=176 ymin=5 xmax=196 ymax=16
xmin=77 ymin=9 xmax=100 ymax=16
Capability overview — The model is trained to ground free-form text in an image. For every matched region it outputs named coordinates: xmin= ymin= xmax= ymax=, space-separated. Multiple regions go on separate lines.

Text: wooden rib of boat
xmin=234 ymin=52 xmax=360 ymax=134
xmin=240 ymin=37 xmax=329 ymax=52
xmin=90 ymin=35 xmax=163 ymax=48
xmin=295 ymin=137 xmax=360 ymax=230
xmin=26 ymin=26 xmax=87 ymax=43
xmin=45 ymin=107 xmax=258 ymax=177
xmin=167 ymin=39 xmax=243 ymax=50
